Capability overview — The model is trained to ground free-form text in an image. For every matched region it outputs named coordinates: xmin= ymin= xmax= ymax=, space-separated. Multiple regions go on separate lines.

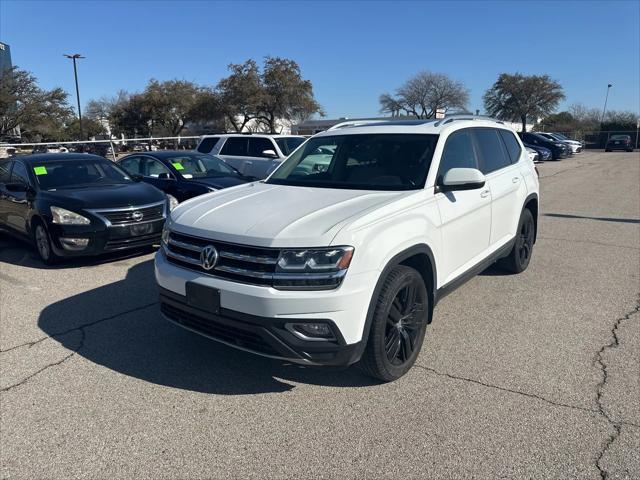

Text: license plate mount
xmin=185 ymin=282 xmax=220 ymax=314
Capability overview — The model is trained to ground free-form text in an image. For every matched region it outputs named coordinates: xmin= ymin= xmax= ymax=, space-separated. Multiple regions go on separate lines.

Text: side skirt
xmin=434 ymin=238 xmax=516 ymax=305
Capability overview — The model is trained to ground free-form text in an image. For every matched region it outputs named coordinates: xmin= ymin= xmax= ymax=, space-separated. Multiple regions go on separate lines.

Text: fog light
xmin=285 ymin=322 xmax=335 ymax=341
xmin=59 ymin=237 xmax=89 ymax=251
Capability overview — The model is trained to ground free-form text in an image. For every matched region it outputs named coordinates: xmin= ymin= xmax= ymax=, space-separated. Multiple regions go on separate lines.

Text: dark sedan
xmin=523 ymin=143 xmax=552 ymax=162
xmin=519 ymin=132 xmax=570 ymax=160
xmin=0 ymin=154 xmax=168 ymax=264
xmin=117 ymin=151 xmax=250 ymax=207
xmin=605 ymin=135 xmax=634 ymax=152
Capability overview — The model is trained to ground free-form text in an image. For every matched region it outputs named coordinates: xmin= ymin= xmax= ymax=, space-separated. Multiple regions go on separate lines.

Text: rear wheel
xmin=359 ymin=266 xmax=429 ymax=382
xmin=33 ymin=222 xmax=58 ymax=265
xmin=498 ymin=208 xmax=535 ymax=274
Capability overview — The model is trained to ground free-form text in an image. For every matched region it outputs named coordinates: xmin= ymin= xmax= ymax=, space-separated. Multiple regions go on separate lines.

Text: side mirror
xmin=262 ymin=149 xmax=278 ymax=159
xmin=5 ymin=182 xmax=29 ymax=193
xmin=130 ymin=174 xmax=143 ymax=182
xmin=439 ymin=168 xmax=486 ymax=192
xmin=158 ymin=172 xmax=174 ymax=180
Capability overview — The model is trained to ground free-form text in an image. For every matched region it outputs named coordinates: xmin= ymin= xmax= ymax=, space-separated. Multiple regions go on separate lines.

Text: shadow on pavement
xmin=37 ymin=259 xmax=379 ymax=395
xmin=544 ymin=212 xmax=640 ymax=225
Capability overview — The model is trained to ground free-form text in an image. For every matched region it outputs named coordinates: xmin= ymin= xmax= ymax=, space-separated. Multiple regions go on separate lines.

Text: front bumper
xmin=154 ymin=249 xmax=378 ymax=364
xmin=48 ymin=220 xmax=164 ymax=257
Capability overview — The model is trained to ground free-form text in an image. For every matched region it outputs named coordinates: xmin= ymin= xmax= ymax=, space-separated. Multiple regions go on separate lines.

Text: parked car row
xmin=519 ymin=132 xmax=573 ymax=161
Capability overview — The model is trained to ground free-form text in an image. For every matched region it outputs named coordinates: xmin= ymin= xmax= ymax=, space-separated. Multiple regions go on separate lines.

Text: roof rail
xmin=434 ymin=115 xmax=505 ymax=127
xmin=327 ymin=119 xmax=393 ymax=131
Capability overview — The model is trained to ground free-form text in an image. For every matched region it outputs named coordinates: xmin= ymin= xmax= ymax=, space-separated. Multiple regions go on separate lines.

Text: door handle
xmin=512 ymin=177 xmax=520 ymax=184
xmin=480 ymin=189 xmax=490 ymax=198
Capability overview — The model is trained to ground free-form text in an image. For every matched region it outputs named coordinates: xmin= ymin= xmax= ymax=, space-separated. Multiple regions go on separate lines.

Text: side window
xmin=10 ymin=161 xmax=30 ymax=185
xmin=142 ymin=158 xmax=171 ymax=178
xmin=220 ymin=137 xmax=248 ymax=156
xmin=498 ymin=130 xmax=522 ymax=164
xmin=248 ymin=137 xmax=277 ymax=157
xmin=119 ymin=156 xmax=143 ymax=175
xmin=196 ymin=137 xmax=220 ymax=154
xmin=438 ymin=129 xmax=478 ymax=181
xmin=473 ymin=128 xmax=511 ymax=174
xmin=0 ymin=162 xmax=12 ymax=183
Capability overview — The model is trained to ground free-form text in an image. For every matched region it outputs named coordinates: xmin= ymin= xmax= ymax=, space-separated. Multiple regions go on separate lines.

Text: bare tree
xmin=379 ymin=71 xmax=469 ymax=119
xmin=483 ymin=73 xmax=565 ymax=132
xmin=216 ymin=60 xmax=263 ymax=132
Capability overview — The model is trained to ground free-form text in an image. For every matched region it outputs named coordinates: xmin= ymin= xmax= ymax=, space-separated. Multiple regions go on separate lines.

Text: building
xmin=0 ymin=41 xmax=12 ymax=76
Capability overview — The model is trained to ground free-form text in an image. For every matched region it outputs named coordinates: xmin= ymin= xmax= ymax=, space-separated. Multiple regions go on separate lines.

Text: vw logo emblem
xmin=131 ymin=211 xmax=144 ymax=222
xmin=200 ymin=245 xmax=218 ymax=271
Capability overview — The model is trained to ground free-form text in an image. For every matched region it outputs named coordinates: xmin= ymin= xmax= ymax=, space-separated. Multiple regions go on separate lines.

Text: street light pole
xmin=600 ymin=83 xmax=612 ymax=124
xmin=64 ymin=53 xmax=85 ymax=140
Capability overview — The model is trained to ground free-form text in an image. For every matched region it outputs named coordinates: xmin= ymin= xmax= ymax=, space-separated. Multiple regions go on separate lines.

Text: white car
xmin=537 ymin=132 xmax=582 ymax=153
xmin=196 ymin=134 xmax=306 ymax=179
xmin=156 ymin=117 xmax=539 ymax=381
xmin=525 ymin=146 xmax=540 ymax=163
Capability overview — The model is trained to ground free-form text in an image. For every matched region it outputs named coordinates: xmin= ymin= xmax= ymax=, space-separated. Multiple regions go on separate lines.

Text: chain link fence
xmin=541 ymin=130 xmax=639 ymax=149
xmin=0 ymin=136 xmax=201 ymax=161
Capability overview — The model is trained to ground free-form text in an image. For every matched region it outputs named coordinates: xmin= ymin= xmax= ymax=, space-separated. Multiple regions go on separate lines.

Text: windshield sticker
xmin=34 ymin=166 xmax=47 ymax=175
xmin=172 ymin=162 xmax=184 ymax=170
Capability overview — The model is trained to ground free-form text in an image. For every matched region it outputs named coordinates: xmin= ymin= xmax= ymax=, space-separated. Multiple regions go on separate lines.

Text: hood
xmin=170 ymin=182 xmax=407 ymax=247
xmin=189 ymin=175 xmax=248 ymax=190
xmin=41 ymin=182 xmax=165 ymax=209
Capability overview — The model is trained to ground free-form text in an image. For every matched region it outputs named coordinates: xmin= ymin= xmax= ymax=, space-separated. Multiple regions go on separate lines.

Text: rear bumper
xmin=159 ymin=287 xmax=362 ymax=366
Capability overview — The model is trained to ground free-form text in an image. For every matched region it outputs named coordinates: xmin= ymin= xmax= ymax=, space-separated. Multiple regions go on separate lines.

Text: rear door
xmin=0 ymin=161 xmax=14 ymax=226
xmin=435 ymin=128 xmax=492 ymax=284
xmin=5 ymin=160 xmax=32 ymax=235
xmin=473 ymin=128 xmax=526 ymax=248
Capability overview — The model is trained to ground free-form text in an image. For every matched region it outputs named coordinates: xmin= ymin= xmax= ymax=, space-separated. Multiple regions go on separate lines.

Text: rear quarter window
xmin=473 ymin=128 xmax=511 ymax=174
xmin=220 ymin=137 xmax=248 ymax=156
xmin=196 ymin=137 xmax=220 ymax=154
xmin=498 ymin=130 xmax=522 ymax=163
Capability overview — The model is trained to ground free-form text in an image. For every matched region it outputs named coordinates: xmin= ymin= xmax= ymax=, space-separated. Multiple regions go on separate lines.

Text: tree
xmin=109 ymin=92 xmax=152 ymax=138
xmin=216 ymin=60 xmax=263 ymax=132
xmin=483 ymin=73 xmax=565 ymax=132
xmin=143 ymin=79 xmax=204 ymax=135
xmin=0 ymin=66 xmax=74 ymax=140
xmin=256 ymin=57 xmax=324 ymax=133
xmin=379 ymin=71 xmax=469 ymax=119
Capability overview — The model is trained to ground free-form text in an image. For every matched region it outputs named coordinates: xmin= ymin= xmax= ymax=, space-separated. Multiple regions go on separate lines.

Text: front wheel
xmin=34 ymin=222 xmax=58 ymax=265
xmin=498 ymin=208 xmax=535 ymax=274
xmin=359 ymin=266 xmax=429 ymax=382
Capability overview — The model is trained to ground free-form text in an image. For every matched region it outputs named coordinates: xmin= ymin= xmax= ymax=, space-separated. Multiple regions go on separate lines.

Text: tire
xmin=359 ymin=265 xmax=429 ymax=382
xmin=33 ymin=221 xmax=58 ymax=265
xmin=498 ymin=208 xmax=535 ymax=274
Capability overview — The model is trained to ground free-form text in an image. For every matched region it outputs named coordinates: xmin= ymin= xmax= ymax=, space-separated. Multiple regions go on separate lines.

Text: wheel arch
xmin=523 ymin=193 xmax=539 ymax=242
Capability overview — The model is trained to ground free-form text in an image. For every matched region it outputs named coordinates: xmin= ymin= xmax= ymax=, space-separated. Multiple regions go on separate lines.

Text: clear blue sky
xmin=1 ymin=0 xmax=639 ymax=118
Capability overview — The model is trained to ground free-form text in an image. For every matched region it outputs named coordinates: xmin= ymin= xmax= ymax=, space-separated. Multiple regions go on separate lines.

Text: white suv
xmin=156 ymin=117 xmax=539 ymax=381
xmin=196 ymin=134 xmax=306 ymax=179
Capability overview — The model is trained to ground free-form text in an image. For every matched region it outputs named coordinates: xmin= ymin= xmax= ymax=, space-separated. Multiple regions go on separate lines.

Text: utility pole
xmin=600 ymin=84 xmax=612 ymax=124
xmin=64 ymin=53 xmax=85 ymax=140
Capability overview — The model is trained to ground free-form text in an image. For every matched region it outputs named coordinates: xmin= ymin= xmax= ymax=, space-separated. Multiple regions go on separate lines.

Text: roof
xmin=12 ymin=153 xmax=106 ymax=164
xmin=314 ymin=116 xmax=511 ymax=137
xmin=199 ymin=133 xmax=304 ymax=139
xmin=127 ymin=150 xmax=199 ymax=159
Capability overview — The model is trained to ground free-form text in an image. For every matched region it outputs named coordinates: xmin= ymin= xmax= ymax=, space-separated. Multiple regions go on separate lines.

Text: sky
xmin=1 ymin=0 xmax=639 ymax=119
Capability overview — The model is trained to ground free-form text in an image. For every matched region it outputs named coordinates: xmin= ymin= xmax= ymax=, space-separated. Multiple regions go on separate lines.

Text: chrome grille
xmin=91 ymin=202 xmax=166 ymax=226
xmin=164 ymin=231 xmax=280 ymax=286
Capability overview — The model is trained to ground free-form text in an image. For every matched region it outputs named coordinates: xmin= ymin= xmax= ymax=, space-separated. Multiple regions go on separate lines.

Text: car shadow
xmin=0 ymin=231 xmax=157 ymax=269
xmin=37 ymin=259 xmax=379 ymax=395
xmin=544 ymin=212 xmax=640 ymax=225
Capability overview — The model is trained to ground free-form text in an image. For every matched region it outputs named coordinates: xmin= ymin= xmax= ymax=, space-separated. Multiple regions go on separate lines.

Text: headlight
xmin=50 ymin=206 xmax=91 ymax=225
xmin=166 ymin=194 xmax=179 ymax=211
xmin=274 ymin=247 xmax=354 ymax=290
xmin=161 ymin=224 xmax=170 ymax=245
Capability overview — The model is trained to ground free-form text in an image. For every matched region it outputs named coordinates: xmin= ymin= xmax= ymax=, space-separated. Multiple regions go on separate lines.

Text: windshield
xmin=553 ymin=133 xmax=568 ymax=140
xmin=168 ymin=153 xmax=238 ymax=178
xmin=32 ymin=159 xmax=133 ymax=190
xmin=275 ymin=137 xmax=306 ymax=156
xmin=267 ymin=134 xmax=439 ymax=191
xmin=610 ymin=135 xmax=630 ymax=140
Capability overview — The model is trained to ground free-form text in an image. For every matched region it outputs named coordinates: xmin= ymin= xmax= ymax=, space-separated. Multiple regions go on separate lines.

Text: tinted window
xmin=10 ymin=162 xmax=29 ymax=185
xmin=143 ymin=158 xmax=172 ymax=178
xmin=268 ymin=134 xmax=438 ymax=191
xmin=196 ymin=137 xmax=220 ymax=153
xmin=33 ymin=159 xmax=132 ymax=190
xmin=220 ymin=137 xmax=248 ymax=156
xmin=166 ymin=153 xmax=236 ymax=178
xmin=498 ymin=130 xmax=522 ymax=163
xmin=0 ymin=162 xmax=12 ymax=183
xmin=119 ymin=156 xmax=143 ymax=175
xmin=438 ymin=130 xmax=478 ymax=179
xmin=248 ymin=137 xmax=276 ymax=157
xmin=275 ymin=137 xmax=305 ymax=155
xmin=474 ymin=128 xmax=511 ymax=173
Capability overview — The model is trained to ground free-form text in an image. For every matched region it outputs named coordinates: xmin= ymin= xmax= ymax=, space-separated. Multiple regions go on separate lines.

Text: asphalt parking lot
xmin=1 ymin=150 xmax=638 ymax=479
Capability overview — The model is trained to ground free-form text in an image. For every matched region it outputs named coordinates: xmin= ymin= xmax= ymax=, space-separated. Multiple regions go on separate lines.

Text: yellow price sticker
xmin=34 ymin=166 xmax=48 ymax=175
xmin=172 ymin=163 xmax=184 ymax=171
